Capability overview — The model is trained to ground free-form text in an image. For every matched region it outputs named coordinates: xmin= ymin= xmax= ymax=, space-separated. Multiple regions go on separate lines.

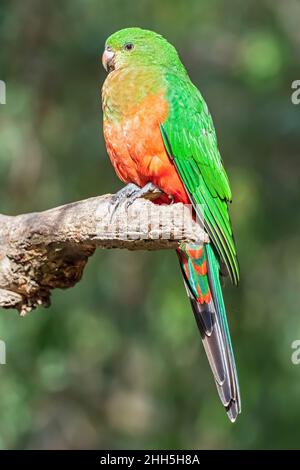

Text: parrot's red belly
xmin=103 ymin=92 xmax=189 ymax=204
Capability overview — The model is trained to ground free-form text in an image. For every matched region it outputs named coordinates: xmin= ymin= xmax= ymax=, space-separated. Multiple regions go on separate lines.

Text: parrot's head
xmin=102 ymin=27 xmax=184 ymax=73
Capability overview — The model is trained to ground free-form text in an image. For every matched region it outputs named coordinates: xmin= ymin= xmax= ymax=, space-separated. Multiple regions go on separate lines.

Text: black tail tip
xmin=226 ymin=400 xmax=241 ymax=423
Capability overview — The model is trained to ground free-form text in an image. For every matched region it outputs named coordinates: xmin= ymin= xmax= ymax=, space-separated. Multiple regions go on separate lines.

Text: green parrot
xmin=102 ymin=27 xmax=241 ymax=421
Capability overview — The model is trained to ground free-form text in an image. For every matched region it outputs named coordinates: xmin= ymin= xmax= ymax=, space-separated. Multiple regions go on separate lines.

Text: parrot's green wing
xmin=161 ymin=72 xmax=239 ymax=285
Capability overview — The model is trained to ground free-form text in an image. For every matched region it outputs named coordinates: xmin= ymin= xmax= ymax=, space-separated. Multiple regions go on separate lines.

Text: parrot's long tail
xmin=177 ymin=242 xmax=241 ymax=422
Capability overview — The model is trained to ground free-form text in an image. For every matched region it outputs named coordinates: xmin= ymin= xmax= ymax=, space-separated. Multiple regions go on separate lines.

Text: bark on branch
xmin=0 ymin=194 xmax=208 ymax=315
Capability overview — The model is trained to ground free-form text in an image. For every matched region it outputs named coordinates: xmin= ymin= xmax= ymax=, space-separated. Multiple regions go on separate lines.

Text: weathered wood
xmin=0 ymin=194 xmax=208 ymax=315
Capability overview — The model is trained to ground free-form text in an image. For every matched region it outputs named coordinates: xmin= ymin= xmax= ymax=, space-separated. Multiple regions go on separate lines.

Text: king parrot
xmin=101 ymin=28 xmax=241 ymax=422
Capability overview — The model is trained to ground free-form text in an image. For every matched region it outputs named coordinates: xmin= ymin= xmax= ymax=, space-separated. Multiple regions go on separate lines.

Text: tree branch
xmin=0 ymin=194 xmax=208 ymax=315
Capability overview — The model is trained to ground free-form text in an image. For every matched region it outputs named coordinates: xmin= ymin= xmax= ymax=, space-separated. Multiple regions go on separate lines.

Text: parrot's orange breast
xmin=103 ymin=74 xmax=189 ymax=203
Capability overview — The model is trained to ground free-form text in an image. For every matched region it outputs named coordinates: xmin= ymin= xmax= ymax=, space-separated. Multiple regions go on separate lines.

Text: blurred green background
xmin=0 ymin=0 xmax=300 ymax=450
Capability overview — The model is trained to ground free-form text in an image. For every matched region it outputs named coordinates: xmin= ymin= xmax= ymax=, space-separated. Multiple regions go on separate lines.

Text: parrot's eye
xmin=124 ymin=42 xmax=134 ymax=52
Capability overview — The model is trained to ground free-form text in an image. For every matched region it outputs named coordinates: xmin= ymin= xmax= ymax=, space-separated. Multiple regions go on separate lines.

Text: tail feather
xmin=206 ymin=244 xmax=241 ymax=416
xmin=177 ymin=243 xmax=241 ymax=422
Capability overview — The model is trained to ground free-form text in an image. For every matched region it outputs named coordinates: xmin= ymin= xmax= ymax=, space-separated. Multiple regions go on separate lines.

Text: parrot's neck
xmin=102 ymin=66 xmax=164 ymax=122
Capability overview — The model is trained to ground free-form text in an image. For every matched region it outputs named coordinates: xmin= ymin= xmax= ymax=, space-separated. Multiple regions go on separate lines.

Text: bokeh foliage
xmin=0 ymin=0 xmax=300 ymax=449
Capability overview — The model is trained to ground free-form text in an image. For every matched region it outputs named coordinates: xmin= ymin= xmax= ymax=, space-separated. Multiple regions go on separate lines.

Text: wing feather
xmin=161 ymin=73 xmax=239 ymax=285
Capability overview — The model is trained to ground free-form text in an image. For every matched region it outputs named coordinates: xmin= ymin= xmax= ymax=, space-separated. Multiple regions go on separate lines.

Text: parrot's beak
xmin=102 ymin=48 xmax=115 ymax=72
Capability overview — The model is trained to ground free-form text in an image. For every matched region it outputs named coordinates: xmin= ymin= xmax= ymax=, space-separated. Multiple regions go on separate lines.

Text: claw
xmin=108 ymin=183 xmax=140 ymax=222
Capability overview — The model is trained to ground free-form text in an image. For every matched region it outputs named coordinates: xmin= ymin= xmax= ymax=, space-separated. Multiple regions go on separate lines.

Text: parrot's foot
xmin=124 ymin=182 xmax=163 ymax=209
xmin=109 ymin=183 xmax=140 ymax=220
xmin=109 ymin=182 xmax=163 ymax=220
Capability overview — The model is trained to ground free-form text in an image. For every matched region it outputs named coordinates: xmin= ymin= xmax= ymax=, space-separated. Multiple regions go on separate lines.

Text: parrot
xmin=101 ymin=27 xmax=241 ymax=422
